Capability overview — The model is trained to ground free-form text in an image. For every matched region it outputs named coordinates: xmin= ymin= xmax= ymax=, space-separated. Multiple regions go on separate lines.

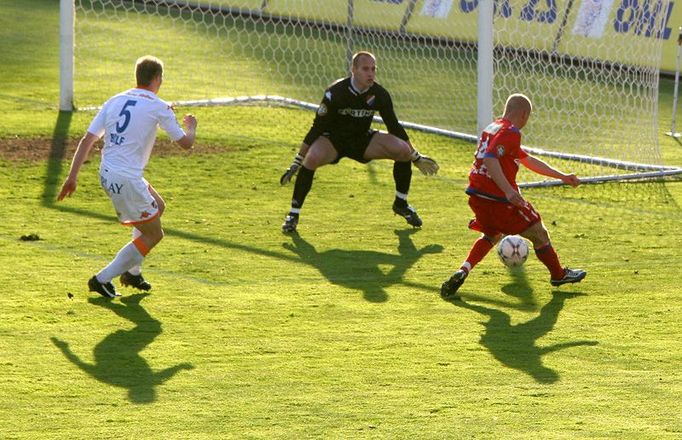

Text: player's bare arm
xmin=58 ymin=132 xmax=100 ymax=201
xmin=482 ymin=156 xmax=525 ymax=207
xmin=520 ymin=155 xmax=580 ymax=187
xmin=176 ymin=114 xmax=197 ymax=150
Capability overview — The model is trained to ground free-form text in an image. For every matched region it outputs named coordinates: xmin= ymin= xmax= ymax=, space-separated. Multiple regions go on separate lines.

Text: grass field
xmin=2 ymin=0 xmax=682 ymax=438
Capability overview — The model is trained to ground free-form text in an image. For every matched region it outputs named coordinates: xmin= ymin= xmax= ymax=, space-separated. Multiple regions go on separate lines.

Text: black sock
xmin=393 ymin=160 xmax=411 ymax=206
xmin=291 ymin=165 xmax=315 ymax=214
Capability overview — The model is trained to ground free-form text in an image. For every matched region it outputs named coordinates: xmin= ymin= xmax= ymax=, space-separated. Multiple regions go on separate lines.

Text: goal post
xmin=477 ymin=0 xmax=494 ymax=137
xmin=59 ymin=0 xmax=75 ymax=112
xmin=63 ymin=0 xmax=682 ymax=183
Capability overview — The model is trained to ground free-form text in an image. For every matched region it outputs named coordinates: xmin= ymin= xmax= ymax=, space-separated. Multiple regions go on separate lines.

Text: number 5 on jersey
xmin=116 ymin=100 xmax=137 ymax=133
xmin=111 ymin=99 xmax=137 ymax=146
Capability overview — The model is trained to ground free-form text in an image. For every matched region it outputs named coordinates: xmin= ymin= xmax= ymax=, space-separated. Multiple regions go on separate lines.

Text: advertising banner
xmin=219 ymin=0 xmax=681 ymax=71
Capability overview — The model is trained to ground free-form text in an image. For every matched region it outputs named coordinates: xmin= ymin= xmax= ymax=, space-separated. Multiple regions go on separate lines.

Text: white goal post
xmin=61 ymin=0 xmax=682 ymax=184
xmin=59 ymin=0 xmax=75 ymax=112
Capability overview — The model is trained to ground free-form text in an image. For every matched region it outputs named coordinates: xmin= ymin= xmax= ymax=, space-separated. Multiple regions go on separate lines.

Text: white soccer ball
xmin=497 ymin=235 xmax=529 ymax=267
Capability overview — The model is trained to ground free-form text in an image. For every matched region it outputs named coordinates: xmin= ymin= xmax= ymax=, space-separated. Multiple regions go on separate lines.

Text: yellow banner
xmin=224 ymin=0 xmax=679 ymax=70
xmin=264 ymin=0 xmax=410 ymax=29
xmin=410 ymin=0 xmax=675 ymax=68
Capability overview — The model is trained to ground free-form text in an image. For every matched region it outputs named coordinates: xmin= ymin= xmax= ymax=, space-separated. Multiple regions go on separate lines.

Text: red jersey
xmin=466 ymin=118 xmax=528 ymax=202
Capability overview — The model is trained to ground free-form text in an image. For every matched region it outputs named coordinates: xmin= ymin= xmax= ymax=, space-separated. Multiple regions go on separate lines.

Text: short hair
xmin=135 ymin=55 xmax=164 ymax=87
xmin=352 ymin=51 xmax=376 ymax=68
xmin=504 ymin=93 xmax=532 ymax=115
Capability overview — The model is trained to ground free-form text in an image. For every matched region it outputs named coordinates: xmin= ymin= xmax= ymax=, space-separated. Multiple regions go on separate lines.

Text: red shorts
xmin=467 ymin=195 xmax=541 ymax=237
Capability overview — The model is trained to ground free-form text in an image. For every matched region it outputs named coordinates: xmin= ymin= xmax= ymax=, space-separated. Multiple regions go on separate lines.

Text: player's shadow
xmin=445 ymin=291 xmax=597 ymax=383
xmin=283 ymin=229 xmax=443 ymax=302
xmin=463 ymin=266 xmax=538 ymax=312
xmin=50 ymin=293 xmax=193 ymax=404
xmin=500 ymin=267 xmax=534 ymax=304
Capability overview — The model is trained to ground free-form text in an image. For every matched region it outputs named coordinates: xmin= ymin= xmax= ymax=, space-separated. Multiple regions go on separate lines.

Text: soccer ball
xmin=497 ymin=235 xmax=529 ymax=267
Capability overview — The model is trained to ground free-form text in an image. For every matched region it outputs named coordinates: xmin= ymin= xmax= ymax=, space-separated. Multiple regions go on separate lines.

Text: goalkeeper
xmin=279 ymin=51 xmax=439 ymax=233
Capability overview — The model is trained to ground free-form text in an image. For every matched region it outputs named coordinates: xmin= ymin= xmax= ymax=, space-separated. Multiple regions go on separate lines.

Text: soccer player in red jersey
xmin=440 ymin=93 xmax=586 ymax=298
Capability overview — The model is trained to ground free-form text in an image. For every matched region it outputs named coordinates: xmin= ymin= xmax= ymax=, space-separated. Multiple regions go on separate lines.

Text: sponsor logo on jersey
xmin=106 ymin=182 xmax=124 ymax=194
xmin=366 ymin=95 xmax=375 ymax=106
xmin=338 ymin=108 xmax=374 ymax=117
xmin=497 ymin=145 xmax=505 ymax=156
xmin=317 ymin=104 xmax=328 ymax=116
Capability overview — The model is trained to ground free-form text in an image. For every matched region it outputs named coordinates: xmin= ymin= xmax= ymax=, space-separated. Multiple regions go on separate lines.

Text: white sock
xmin=96 ymin=242 xmax=144 ymax=283
xmin=395 ymin=191 xmax=408 ymax=201
xmin=128 ymin=228 xmax=143 ymax=275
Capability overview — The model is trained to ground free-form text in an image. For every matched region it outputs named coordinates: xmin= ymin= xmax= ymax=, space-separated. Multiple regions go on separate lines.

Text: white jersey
xmin=87 ymin=88 xmax=186 ymax=177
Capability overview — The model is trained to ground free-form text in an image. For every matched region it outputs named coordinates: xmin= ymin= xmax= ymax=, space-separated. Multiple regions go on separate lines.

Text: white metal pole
xmin=666 ymin=26 xmax=682 ymax=138
xmin=59 ymin=0 xmax=74 ymax=111
xmin=477 ymin=0 xmax=494 ymax=138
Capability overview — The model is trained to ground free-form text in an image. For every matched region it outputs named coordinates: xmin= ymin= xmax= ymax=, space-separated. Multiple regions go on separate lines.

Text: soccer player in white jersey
xmin=58 ymin=55 xmax=197 ymax=298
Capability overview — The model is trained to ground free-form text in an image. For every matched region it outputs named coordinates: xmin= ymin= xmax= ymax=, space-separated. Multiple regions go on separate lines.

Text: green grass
xmin=2 ymin=0 xmax=682 ymax=438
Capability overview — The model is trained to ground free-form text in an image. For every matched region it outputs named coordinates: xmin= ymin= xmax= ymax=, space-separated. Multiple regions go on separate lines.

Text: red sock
xmin=535 ymin=244 xmax=565 ymax=279
xmin=461 ymin=237 xmax=494 ymax=273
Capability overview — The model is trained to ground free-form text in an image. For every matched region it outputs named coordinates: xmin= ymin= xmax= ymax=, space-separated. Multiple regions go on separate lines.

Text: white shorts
xmin=99 ymin=168 xmax=159 ymax=225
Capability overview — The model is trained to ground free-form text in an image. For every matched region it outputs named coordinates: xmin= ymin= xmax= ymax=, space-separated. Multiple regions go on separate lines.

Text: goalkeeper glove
xmin=280 ymin=153 xmax=304 ymax=185
xmin=411 ymin=151 xmax=439 ymax=176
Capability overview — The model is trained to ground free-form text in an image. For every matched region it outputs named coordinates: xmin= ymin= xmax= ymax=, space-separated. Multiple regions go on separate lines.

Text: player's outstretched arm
xmin=280 ymin=143 xmax=310 ymax=185
xmin=58 ymin=132 xmax=99 ymax=201
xmin=520 ymin=155 xmax=580 ymax=187
xmin=176 ymin=114 xmax=197 ymax=150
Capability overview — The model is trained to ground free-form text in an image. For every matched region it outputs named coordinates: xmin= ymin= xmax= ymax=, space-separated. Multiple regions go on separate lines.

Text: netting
xmin=490 ymin=0 xmax=676 ymax=184
xmin=71 ymin=0 xmax=681 ymax=183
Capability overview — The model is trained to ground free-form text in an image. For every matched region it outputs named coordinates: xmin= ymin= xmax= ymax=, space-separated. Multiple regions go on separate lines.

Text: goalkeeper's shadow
xmin=45 ymin=202 xmax=441 ymax=304
xmin=282 ymin=229 xmax=443 ymax=303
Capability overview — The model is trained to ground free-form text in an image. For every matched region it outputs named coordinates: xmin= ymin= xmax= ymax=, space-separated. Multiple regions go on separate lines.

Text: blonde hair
xmin=135 ymin=55 xmax=164 ymax=87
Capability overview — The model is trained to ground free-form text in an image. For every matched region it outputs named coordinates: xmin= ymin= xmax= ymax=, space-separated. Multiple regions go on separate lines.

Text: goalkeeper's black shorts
xmin=325 ymin=130 xmax=378 ymax=164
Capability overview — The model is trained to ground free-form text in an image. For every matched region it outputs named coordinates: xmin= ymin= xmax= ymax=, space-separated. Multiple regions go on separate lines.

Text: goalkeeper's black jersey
xmin=303 ymin=77 xmax=409 ymax=146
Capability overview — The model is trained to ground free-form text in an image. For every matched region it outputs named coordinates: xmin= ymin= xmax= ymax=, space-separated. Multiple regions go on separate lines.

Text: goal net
xmin=66 ymin=0 xmax=680 ymax=184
